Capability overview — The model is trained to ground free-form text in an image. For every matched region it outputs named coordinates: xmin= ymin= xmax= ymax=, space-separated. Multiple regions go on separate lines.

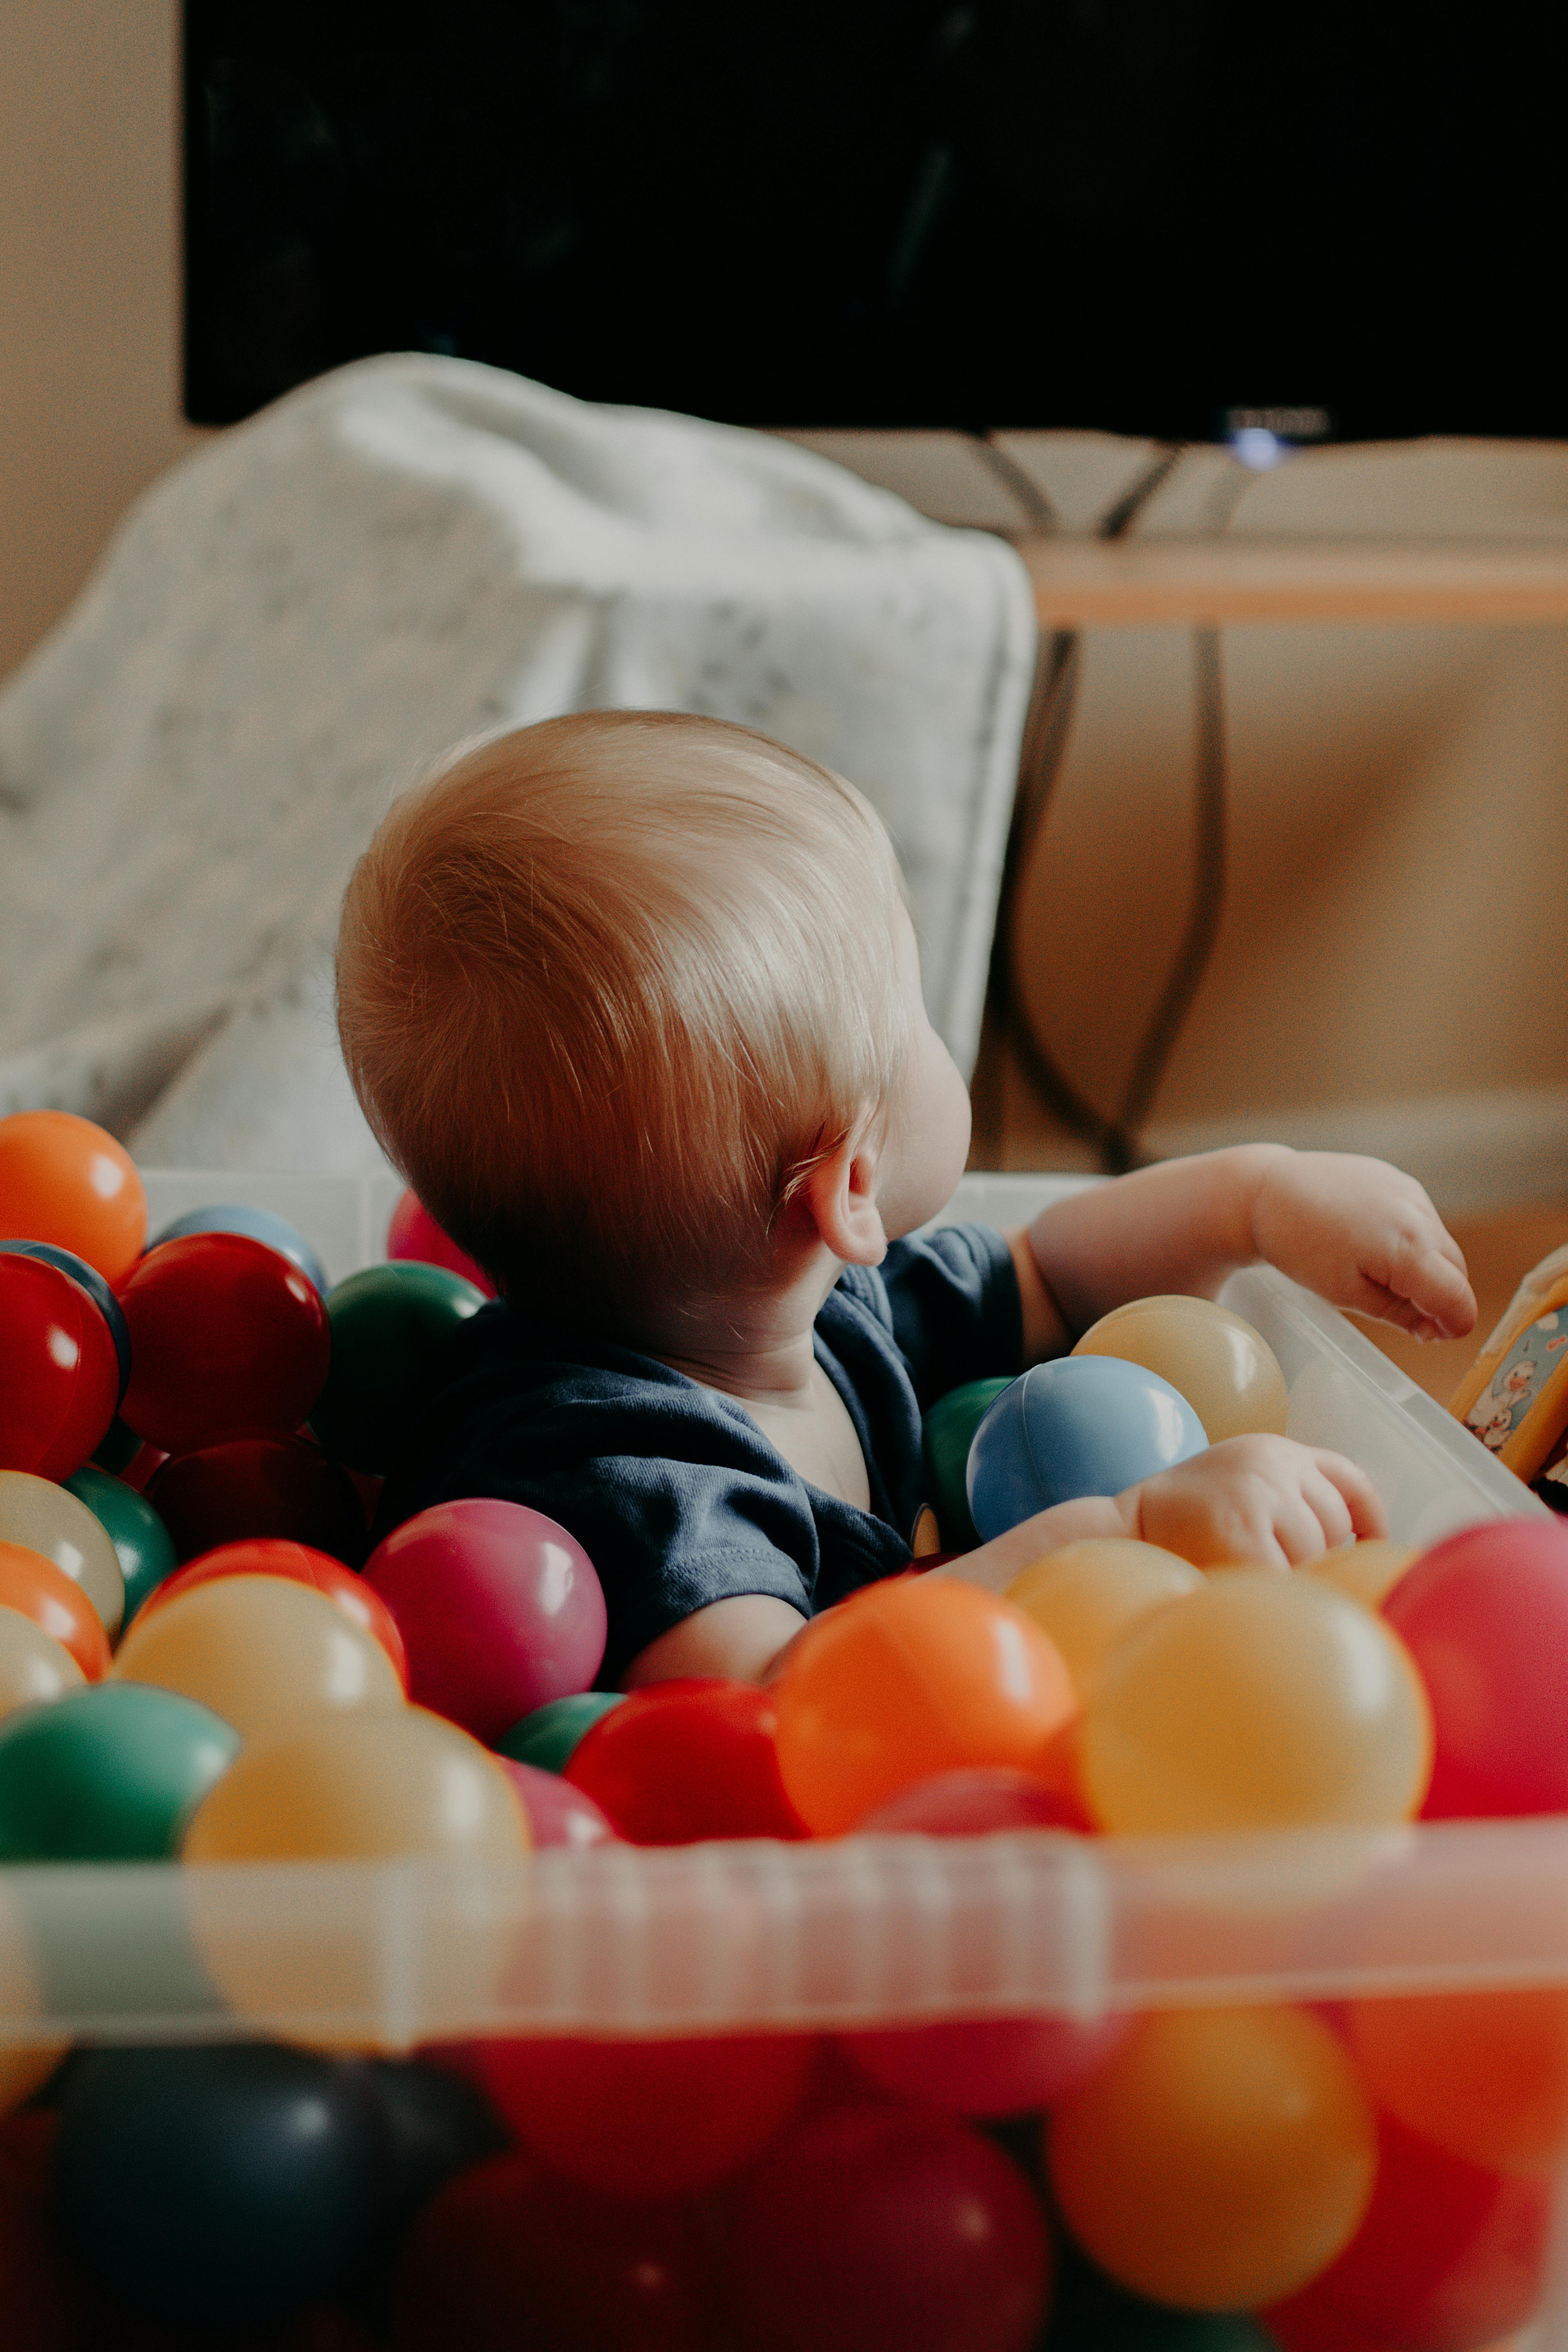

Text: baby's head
xmin=337 ymin=711 xmax=958 ymax=1336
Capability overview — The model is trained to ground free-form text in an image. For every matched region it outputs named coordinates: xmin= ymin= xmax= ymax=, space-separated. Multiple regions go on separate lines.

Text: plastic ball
xmin=0 ymin=2109 xmax=82 ymax=2346
xmin=0 ymin=1240 xmax=130 ymax=1402
xmin=496 ymin=1757 xmax=616 ymax=1849
xmin=365 ymin=1498 xmax=606 ymax=1744
xmin=0 ymin=1251 xmax=120 ymax=1481
xmin=0 ymin=1468 xmax=125 ymax=1636
xmin=1073 ymin=1295 xmax=1289 ymax=1442
xmin=60 ymin=1463 xmax=178 ymax=1625
xmin=1263 ymin=2109 xmax=1552 ymax=2352
xmin=773 ymin=1576 xmax=1076 ymax=1836
xmin=0 ymin=1109 xmax=146 ymax=1284
xmin=1049 ymin=2005 xmax=1377 ymax=2311
xmin=116 ymin=1231 xmax=331 ymax=1454
xmin=1079 ymin=1570 xmax=1432 ymax=1834
xmin=0 ymin=1608 xmax=85 ymax=1720
xmin=967 ymin=1358 xmax=1208 ymax=1541
xmin=0 ymin=1679 xmax=239 ymax=1860
xmin=145 ymin=1431 xmax=369 ymax=1564
xmin=1381 ymin=1518 xmax=1568 ymax=1818
xmin=148 ymin=1200 xmax=328 ymax=1294
xmin=112 ymin=1574 xmax=405 ymax=1738
xmin=185 ymin=1704 xmax=526 ymax=1865
xmin=0 ymin=1542 xmax=111 ymax=1679
xmin=858 ymin=1766 xmax=1091 ymax=1836
xmin=1304 ymin=1539 xmax=1419 ymax=1612
xmin=309 ymin=1262 xmax=486 ymax=1475
xmin=923 ymin=1376 xmax=1014 ymax=1550
xmin=454 ymin=2031 xmax=816 ymax=2198
xmin=145 ymin=1537 xmax=409 ymax=1687
xmin=563 ymin=1676 xmax=804 ymax=1842
xmin=1004 ymin=1538 xmax=1202 ymax=1697
xmin=723 ymin=2098 xmax=1053 ymax=2352
xmin=1347 ymin=1985 xmax=1568 ymax=2176
xmin=389 ymin=2149 xmax=711 ymax=2352
xmin=386 ymin=1189 xmax=496 ymax=1297
xmin=90 ymin=1414 xmax=142 ymax=1475
xmin=183 ymin=1708 xmax=527 ymax=2031
xmin=55 ymin=2042 xmax=389 ymax=2331
xmin=499 ymin=1690 xmax=625 ymax=1774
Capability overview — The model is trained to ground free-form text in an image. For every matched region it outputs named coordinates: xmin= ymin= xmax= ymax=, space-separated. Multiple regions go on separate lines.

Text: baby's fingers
xmin=1304 ymin=1448 xmax=1386 ymax=1544
xmin=1372 ymin=1231 xmax=1477 ymax=1338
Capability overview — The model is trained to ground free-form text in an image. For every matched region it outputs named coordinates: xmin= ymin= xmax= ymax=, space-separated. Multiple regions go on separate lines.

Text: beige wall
xmin=0 ymin=0 xmax=204 ymax=685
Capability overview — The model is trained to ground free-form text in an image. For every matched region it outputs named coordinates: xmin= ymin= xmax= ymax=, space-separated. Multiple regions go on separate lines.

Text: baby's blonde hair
xmin=336 ymin=710 xmax=913 ymax=1333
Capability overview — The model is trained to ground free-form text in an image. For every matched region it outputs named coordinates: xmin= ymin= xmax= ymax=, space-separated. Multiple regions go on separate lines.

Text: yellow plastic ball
xmin=0 ymin=1468 xmax=125 ymax=1637
xmin=1073 ymin=1296 xmax=1289 ymax=1442
xmin=0 ymin=1603 xmax=86 ymax=1720
xmin=111 ymin=1574 xmax=403 ymax=1739
xmin=182 ymin=1706 xmax=529 ymax=2042
xmin=1305 ymin=1539 xmax=1420 ymax=1612
xmin=1048 ymin=2005 xmax=1377 ymax=2310
xmin=1004 ymin=1540 xmax=1201 ymax=1699
xmin=1079 ymin=1570 xmax=1432 ymax=1833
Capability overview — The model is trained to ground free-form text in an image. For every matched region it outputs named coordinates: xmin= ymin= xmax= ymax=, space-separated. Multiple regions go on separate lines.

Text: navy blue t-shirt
xmin=376 ymin=1221 xmax=1023 ymax=1685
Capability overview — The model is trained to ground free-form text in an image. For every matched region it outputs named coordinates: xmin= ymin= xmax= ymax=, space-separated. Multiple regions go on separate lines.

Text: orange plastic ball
xmin=1048 ymin=2005 xmax=1377 ymax=2310
xmin=0 ymin=1542 xmax=111 ymax=1680
xmin=1073 ymin=1294 xmax=1289 ymax=1443
xmin=1348 ymin=1987 xmax=1568 ymax=2176
xmin=0 ymin=1111 xmax=146 ymax=1284
xmin=1078 ymin=1570 xmax=1432 ymax=1834
xmin=773 ymin=1576 xmax=1075 ymax=1837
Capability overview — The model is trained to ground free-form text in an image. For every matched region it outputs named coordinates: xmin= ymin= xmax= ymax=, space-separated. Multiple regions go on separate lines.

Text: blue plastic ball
xmin=966 ymin=1356 xmax=1209 ymax=1539
xmin=147 ymin=1201 xmax=329 ymax=1295
xmin=55 ymin=2042 xmax=390 ymax=2329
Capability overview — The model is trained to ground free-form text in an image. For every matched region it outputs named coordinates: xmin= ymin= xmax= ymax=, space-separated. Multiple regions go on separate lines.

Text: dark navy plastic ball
xmin=55 ymin=2042 xmax=390 ymax=2330
xmin=147 ymin=1201 xmax=329 ymax=1296
xmin=966 ymin=1356 xmax=1208 ymax=1540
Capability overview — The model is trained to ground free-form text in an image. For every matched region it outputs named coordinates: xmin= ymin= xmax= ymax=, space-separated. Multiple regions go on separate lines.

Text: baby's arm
xmin=1007 ymin=1144 xmax=1475 ymax=1358
xmin=621 ymin=1592 xmax=808 ymax=1688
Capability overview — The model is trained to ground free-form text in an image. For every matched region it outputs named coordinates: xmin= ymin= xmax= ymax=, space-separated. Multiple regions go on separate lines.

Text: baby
xmin=336 ymin=710 xmax=1477 ymax=1688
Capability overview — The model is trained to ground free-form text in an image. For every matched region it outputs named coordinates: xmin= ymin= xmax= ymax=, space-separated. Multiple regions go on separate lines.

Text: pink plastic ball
xmin=385 ymin=1191 xmax=496 ymax=1299
xmin=363 ymin=1499 xmax=606 ymax=1744
xmin=1383 ymin=1518 xmax=1568 ymax=1819
xmin=842 ymin=1769 xmax=1123 ymax=2114
xmin=496 ymin=1757 xmax=616 ymax=1851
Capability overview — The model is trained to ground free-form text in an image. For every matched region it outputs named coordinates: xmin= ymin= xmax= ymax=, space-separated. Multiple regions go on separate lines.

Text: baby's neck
xmin=639 ymin=1247 xmax=842 ymax=1412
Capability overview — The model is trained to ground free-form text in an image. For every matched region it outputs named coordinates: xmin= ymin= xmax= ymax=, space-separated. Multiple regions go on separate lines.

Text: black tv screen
xmin=185 ymin=1 xmax=1565 ymax=443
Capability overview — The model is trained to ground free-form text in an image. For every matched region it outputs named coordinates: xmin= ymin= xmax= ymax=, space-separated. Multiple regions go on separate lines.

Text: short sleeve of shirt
xmin=375 ymin=1220 xmax=1022 ymax=1684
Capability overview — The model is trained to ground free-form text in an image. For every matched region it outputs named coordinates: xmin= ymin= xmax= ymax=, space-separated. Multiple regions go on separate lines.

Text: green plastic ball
xmin=499 ymin=1691 xmax=625 ymax=1775
xmin=91 ymin=1415 xmax=143 ymax=1475
xmin=922 ymin=1376 xmax=1013 ymax=1551
xmin=308 ymin=1262 xmax=485 ymax=1474
xmin=64 ymin=1463 xmax=179 ymax=1625
xmin=0 ymin=1681 xmax=240 ymax=1861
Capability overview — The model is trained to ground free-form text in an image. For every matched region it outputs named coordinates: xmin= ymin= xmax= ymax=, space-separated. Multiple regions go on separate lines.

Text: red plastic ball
xmin=390 ymin=2150 xmax=711 ymax=2352
xmin=0 ymin=1254 xmax=120 ymax=1480
xmin=1263 ymin=2109 xmax=1551 ymax=2352
xmin=564 ymin=1678 xmax=805 ymax=1844
xmin=0 ymin=2111 xmax=82 ymax=2352
xmin=364 ymin=1499 xmax=606 ymax=1745
xmin=138 ymin=1538 xmax=408 ymax=1689
xmin=144 ymin=1435 xmax=368 ymax=1565
xmin=840 ymin=1769 xmax=1120 ymax=2114
xmin=385 ymin=1190 xmax=496 ymax=1298
xmin=0 ymin=1109 xmax=146 ymax=1285
xmin=450 ymin=2033 xmax=818 ymax=2198
xmin=116 ymin=1234 xmax=330 ymax=1455
xmin=495 ymin=1757 xmax=616 ymax=1849
xmin=723 ymin=2099 xmax=1053 ymax=2352
xmin=1383 ymin=1519 xmax=1568 ymax=1818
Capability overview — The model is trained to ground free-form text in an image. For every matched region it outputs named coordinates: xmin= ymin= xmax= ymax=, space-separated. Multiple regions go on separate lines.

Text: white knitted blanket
xmin=0 ymin=356 xmax=1036 ymax=1171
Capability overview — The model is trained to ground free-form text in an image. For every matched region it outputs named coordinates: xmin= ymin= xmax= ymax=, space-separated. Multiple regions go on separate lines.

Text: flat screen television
xmin=185 ymin=1 xmax=1564 ymax=443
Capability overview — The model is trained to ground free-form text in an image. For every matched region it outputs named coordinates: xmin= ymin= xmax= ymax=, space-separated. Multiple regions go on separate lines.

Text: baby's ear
xmin=795 ymin=1130 xmax=888 ymax=1267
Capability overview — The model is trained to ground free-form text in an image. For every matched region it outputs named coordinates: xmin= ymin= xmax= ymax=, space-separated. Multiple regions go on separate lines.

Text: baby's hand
xmin=1128 ymin=1434 xmax=1386 ymax=1569
xmin=1251 ymin=1150 xmax=1476 ymax=1341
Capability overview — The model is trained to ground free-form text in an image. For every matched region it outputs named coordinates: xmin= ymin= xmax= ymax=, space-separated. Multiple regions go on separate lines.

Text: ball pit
xmin=3 ymin=1150 xmax=1568 ymax=2351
